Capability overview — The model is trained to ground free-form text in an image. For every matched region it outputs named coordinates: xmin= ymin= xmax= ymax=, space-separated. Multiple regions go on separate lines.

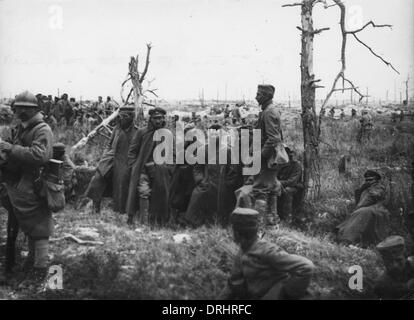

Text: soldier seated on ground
xmin=336 ymin=170 xmax=390 ymax=248
xmin=374 ymin=236 xmax=414 ymax=300
xmin=276 ymin=146 xmax=304 ymax=224
xmin=218 ymin=208 xmax=315 ymax=300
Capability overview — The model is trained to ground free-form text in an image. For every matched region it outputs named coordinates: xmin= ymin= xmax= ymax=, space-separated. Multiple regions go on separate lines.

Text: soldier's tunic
xmin=2 ymin=113 xmax=54 ymax=238
xmin=251 ymin=100 xmax=283 ymax=201
xmin=336 ymin=182 xmax=390 ymax=247
xmin=221 ymin=239 xmax=314 ymax=299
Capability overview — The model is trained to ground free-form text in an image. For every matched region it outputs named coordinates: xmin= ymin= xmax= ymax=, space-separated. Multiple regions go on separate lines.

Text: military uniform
xmin=0 ymin=91 xmax=54 ymax=276
xmin=220 ymin=208 xmax=315 ymax=300
xmin=336 ymin=170 xmax=390 ymax=247
xmin=374 ymin=236 xmax=414 ymax=300
xmin=126 ymin=107 xmax=172 ymax=226
xmin=251 ymin=85 xmax=283 ymax=227
xmin=358 ymin=112 xmax=373 ymax=143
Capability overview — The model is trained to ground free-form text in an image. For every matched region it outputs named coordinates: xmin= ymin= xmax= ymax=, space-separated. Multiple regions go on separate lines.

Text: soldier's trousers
xmin=2 ymin=196 xmax=19 ymax=273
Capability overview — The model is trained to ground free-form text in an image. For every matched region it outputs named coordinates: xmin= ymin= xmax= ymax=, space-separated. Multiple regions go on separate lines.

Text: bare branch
xmin=125 ymin=87 xmax=134 ymax=104
xmin=351 ymin=33 xmax=400 ymax=74
xmin=145 ymin=89 xmax=159 ymax=98
xmin=282 ymin=3 xmax=303 ymax=7
xmin=346 ymin=21 xmax=392 ymax=34
xmin=313 ymin=27 xmax=330 ymax=35
xmin=140 ymin=43 xmax=152 ymax=83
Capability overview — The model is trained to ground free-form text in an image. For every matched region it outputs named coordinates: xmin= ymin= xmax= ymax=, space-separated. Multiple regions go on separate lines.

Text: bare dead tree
xmin=120 ymin=43 xmax=158 ymax=125
xmin=283 ymin=0 xmax=398 ymax=199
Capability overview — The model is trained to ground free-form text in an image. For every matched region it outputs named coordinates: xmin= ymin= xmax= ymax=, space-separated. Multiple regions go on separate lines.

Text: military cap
xmin=14 ymin=91 xmax=38 ymax=108
xmin=364 ymin=170 xmax=381 ymax=180
xmin=148 ymin=107 xmax=166 ymax=117
xmin=231 ymin=207 xmax=259 ymax=230
xmin=377 ymin=236 xmax=406 ymax=257
xmin=257 ymin=84 xmax=275 ymax=97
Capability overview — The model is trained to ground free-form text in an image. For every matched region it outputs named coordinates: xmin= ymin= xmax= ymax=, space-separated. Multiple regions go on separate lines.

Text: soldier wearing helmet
xmin=0 ymin=91 xmax=54 ymax=285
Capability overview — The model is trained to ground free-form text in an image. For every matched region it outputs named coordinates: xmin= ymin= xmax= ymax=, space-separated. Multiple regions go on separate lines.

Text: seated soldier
xmin=374 ymin=236 xmax=414 ymax=299
xmin=336 ymin=170 xmax=390 ymax=247
xmin=219 ymin=208 xmax=315 ymax=300
xmin=276 ymin=146 xmax=303 ymax=223
xmin=52 ymin=143 xmax=76 ymax=201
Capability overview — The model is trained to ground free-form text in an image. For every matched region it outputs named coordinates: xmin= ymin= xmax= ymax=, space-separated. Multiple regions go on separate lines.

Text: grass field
xmin=0 ymin=105 xmax=413 ymax=300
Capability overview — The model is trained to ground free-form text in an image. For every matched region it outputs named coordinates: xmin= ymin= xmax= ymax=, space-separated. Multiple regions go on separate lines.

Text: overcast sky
xmin=0 ymin=0 xmax=413 ymax=101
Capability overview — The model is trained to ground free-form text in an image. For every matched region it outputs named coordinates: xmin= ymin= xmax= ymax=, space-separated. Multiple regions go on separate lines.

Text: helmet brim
xmin=13 ymin=102 xmax=38 ymax=107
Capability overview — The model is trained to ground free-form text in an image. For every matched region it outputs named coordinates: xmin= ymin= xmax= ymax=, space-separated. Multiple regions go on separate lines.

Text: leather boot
xmin=139 ymin=198 xmax=150 ymax=226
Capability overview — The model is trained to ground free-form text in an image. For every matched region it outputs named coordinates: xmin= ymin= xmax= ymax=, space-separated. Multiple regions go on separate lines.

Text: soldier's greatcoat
xmin=1 ymin=113 xmax=54 ymax=238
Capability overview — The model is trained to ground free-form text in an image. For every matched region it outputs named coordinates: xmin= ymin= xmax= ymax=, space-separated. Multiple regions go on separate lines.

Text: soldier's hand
xmin=0 ymin=141 xmax=12 ymax=153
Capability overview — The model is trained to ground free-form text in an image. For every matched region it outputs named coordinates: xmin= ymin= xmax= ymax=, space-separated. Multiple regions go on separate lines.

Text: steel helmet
xmin=14 ymin=91 xmax=38 ymax=108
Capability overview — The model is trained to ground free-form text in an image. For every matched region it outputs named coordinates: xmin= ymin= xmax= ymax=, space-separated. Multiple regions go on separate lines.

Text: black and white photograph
xmin=0 ymin=0 xmax=413 ymax=305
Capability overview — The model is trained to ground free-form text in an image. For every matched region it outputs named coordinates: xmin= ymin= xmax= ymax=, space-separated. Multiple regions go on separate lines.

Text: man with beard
xmin=126 ymin=107 xmax=172 ymax=227
xmin=0 ymin=91 xmax=54 ymax=283
xmin=82 ymin=106 xmax=137 ymax=214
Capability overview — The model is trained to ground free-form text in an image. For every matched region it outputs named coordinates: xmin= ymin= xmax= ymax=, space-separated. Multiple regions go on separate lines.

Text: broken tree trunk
xmin=300 ymin=0 xmax=321 ymax=199
xmin=125 ymin=43 xmax=153 ymax=125
xmin=128 ymin=56 xmax=145 ymax=124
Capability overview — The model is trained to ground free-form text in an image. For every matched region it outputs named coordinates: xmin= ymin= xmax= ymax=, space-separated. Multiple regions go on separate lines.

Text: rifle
xmin=71 ymin=108 xmax=119 ymax=153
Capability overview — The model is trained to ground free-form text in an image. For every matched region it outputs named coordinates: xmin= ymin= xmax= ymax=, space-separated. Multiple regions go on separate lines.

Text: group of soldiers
xmin=24 ymin=94 xmax=118 ymax=131
xmin=0 ymin=85 xmax=413 ymax=299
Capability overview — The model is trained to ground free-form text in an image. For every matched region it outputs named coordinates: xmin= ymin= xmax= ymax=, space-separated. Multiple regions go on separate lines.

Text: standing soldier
xmin=126 ymin=107 xmax=172 ymax=226
xmin=251 ymin=84 xmax=283 ymax=227
xmin=329 ymin=107 xmax=335 ymax=119
xmin=83 ymin=106 xmax=137 ymax=214
xmin=351 ymin=108 xmax=357 ymax=119
xmin=56 ymin=93 xmax=70 ymax=125
xmin=358 ymin=110 xmax=373 ymax=144
xmin=0 ymin=91 xmax=54 ymax=283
